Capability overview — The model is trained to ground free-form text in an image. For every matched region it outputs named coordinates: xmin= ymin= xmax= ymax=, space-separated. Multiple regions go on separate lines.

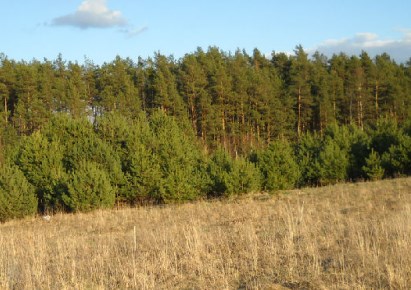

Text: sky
xmin=2 ymin=0 xmax=411 ymax=65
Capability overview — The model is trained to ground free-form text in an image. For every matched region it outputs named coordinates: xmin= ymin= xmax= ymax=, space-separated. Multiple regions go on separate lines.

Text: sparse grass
xmin=1 ymin=178 xmax=411 ymax=289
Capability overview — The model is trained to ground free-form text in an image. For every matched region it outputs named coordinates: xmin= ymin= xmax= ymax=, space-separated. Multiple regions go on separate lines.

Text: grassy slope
xmin=1 ymin=178 xmax=411 ymax=289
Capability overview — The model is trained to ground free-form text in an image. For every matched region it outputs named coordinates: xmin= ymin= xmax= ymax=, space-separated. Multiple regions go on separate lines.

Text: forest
xmin=1 ymin=46 xmax=411 ymax=221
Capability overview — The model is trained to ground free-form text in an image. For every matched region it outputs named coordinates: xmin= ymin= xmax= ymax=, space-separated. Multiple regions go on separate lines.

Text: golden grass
xmin=1 ymin=178 xmax=411 ymax=289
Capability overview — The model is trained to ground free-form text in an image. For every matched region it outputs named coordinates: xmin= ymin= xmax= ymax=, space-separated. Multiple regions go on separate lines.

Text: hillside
xmin=1 ymin=177 xmax=411 ymax=289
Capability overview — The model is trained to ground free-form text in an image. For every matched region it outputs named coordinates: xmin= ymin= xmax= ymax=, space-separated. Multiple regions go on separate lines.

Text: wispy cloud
xmin=52 ymin=0 xmax=127 ymax=29
xmin=119 ymin=26 xmax=149 ymax=38
xmin=312 ymin=30 xmax=411 ymax=63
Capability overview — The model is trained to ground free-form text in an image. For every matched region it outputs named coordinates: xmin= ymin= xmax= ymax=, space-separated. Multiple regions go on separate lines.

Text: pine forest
xmin=1 ymin=46 xmax=411 ymax=221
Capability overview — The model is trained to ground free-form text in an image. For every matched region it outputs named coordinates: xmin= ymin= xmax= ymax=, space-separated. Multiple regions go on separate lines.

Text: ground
xmin=1 ymin=178 xmax=411 ymax=289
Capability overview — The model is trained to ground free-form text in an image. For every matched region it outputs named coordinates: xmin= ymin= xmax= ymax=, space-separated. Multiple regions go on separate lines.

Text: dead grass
xmin=1 ymin=178 xmax=411 ymax=289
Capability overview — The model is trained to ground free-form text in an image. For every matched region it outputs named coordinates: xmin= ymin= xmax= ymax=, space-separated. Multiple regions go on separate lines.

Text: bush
xmin=296 ymin=129 xmax=350 ymax=186
xmin=0 ymin=164 xmax=38 ymax=222
xmin=370 ymin=118 xmax=401 ymax=155
xmin=62 ymin=161 xmax=115 ymax=212
xmin=381 ymin=135 xmax=411 ymax=177
xmin=148 ymin=110 xmax=210 ymax=203
xmin=208 ymin=149 xmax=260 ymax=197
xmin=347 ymin=126 xmax=370 ymax=180
xmin=295 ymin=132 xmax=322 ymax=186
xmin=256 ymin=140 xmax=299 ymax=191
xmin=229 ymin=157 xmax=261 ymax=195
xmin=96 ymin=112 xmax=163 ymax=204
xmin=121 ymin=142 xmax=163 ymax=204
xmin=16 ymin=131 xmax=66 ymax=212
xmin=317 ymin=137 xmax=349 ymax=185
xmin=42 ymin=114 xmax=124 ymax=197
xmin=362 ymin=149 xmax=385 ymax=181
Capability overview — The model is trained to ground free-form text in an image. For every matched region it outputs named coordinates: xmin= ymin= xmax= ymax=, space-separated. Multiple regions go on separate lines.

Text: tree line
xmin=1 ymin=46 xmax=411 ymax=221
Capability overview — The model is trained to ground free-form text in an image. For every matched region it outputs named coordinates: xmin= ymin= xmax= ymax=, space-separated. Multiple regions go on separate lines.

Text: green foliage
xmin=208 ymin=149 xmax=260 ymax=197
xmin=94 ymin=112 xmax=135 ymax=157
xmin=97 ymin=56 xmax=141 ymax=117
xmin=2 ymin=49 xmax=411 ymax=214
xmin=362 ymin=149 xmax=385 ymax=180
xmin=370 ymin=118 xmax=401 ymax=155
xmin=317 ymin=137 xmax=349 ymax=185
xmin=0 ymin=164 xmax=37 ymax=222
xmin=16 ymin=131 xmax=66 ymax=211
xmin=122 ymin=142 xmax=162 ymax=204
xmin=295 ymin=132 xmax=322 ymax=186
xmin=230 ymin=157 xmax=261 ymax=195
xmin=42 ymin=114 xmax=124 ymax=191
xmin=63 ymin=161 xmax=115 ymax=212
xmin=297 ymin=127 xmax=353 ymax=185
xmin=149 ymin=53 xmax=186 ymax=118
xmin=347 ymin=125 xmax=370 ymax=180
xmin=96 ymin=112 xmax=161 ymax=204
xmin=149 ymin=110 xmax=209 ymax=203
xmin=381 ymin=135 xmax=411 ymax=177
xmin=0 ymin=122 xmax=19 ymax=164
xmin=366 ymin=118 xmax=411 ymax=177
xmin=297 ymin=124 xmax=372 ymax=185
xmin=255 ymin=140 xmax=299 ymax=191
xmin=323 ymin=123 xmax=351 ymax=151
xmin=290 ymin=45 xmax=313 ymax=135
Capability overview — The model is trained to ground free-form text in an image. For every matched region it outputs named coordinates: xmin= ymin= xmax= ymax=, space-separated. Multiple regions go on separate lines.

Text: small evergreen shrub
xmin=255 ymin=140 xmax=300 ymax=191
xmin=62 ymin=161 xmax=115 ymax=212
xmin=0 ymin=164 xmax=38 ymax=222
xmin=317 ymin=137 xmax=349 ymax=185
xmin=208 ymin=149 xmax=261 ymax=197
xmin=16 ymin=131 xmax=66 ymax=211
xmin=362 ymin=149 xmax=385 ymax=180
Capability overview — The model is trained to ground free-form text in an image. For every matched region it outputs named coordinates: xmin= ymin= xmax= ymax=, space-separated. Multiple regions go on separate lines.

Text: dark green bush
xmin=208 ymin=149 xmax=260 ymax=197
xmin=16 ymin=131 xmax=66 ymax=212
xmin=295 ymin=132 xmax=322 ymax=186
xmin=317 ymin=137 xmax=349 ymax=185
xmin=255 ymin=140 xmax=299 ymax=191
xmin=43 ymin=114 xmax=125 ymax=195
xmin=0 ymin=164 xmax=38 ymax=222
xmin=363 ymin=149 xmax=385 ymax=180
xmin=62 ymin=161 xmax=115 ymax=212
xmin=149 ymin=110 xmax=210 ymax=203
xmin=96 ymin=112 xmax=162 ymax=204
xmin=381 ymin=135 xmax=411 ymax=177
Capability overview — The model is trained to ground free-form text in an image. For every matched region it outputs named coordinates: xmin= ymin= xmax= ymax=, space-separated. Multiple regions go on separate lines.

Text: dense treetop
xmin=1 ymin=47 xmax=410 ymax=150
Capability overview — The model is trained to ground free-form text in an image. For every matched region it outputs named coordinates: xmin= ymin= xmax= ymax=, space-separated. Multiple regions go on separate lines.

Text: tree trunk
xmin=319 ymin=103 xmax=323 ymax=135
xmin=297 ymin=87 xmax=302 ymax=137
xmin=189 ymin=93 xmax=197 ymax=134
xmin=221 ymin=109 xmax=226 ymax=149
xmin=349 ymin=95 xmax=353 ymax=124
xmin=359 ymin=98 xmax=363 ymax=129
xmin=266 ymin=124 xmax=271 ymax=144
xmin=358 ymin=85 xmax=364 ymax=130
xmin=375 ymin=81 xmax=379 ymax=119
xmin=4 ymin=96 xmax=7 ymax=124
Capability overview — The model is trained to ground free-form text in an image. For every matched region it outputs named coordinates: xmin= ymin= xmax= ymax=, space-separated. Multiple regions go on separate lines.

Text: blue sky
xmin=2 ymin=0 xmax=411 ymax=64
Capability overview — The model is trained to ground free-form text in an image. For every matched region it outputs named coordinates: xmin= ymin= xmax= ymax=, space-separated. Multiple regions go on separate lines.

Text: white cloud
xmin=52 ymin=0 xmax=127 ymax=29
xmin=312 ymin=30 xmax=411 ymax=63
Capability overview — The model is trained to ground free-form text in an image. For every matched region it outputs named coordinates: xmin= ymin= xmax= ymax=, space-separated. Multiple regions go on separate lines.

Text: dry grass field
xmin=1 ymin=178 xmax=411 ymax=289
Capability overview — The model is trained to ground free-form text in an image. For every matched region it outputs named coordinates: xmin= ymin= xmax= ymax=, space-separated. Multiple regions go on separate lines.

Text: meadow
xmin=1 ymin=178 xmax=411 ymax=289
